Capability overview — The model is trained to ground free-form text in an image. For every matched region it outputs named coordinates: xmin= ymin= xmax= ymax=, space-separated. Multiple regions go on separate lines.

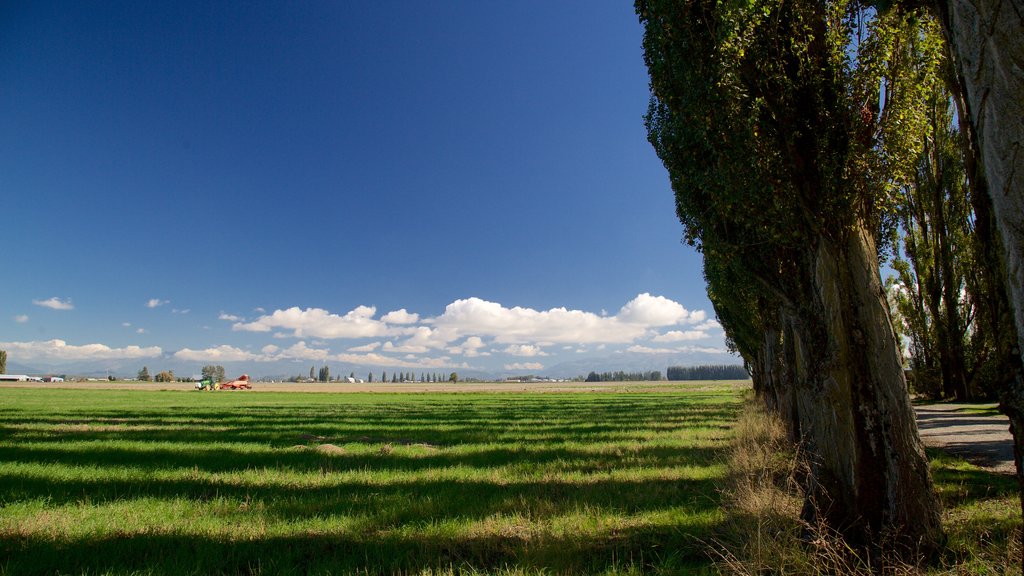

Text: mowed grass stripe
xmin=0 ymin=384 xmax=744 ymax=575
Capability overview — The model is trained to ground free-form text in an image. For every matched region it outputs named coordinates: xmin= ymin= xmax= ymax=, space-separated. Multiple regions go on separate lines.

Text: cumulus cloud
xmin=174 ymin=345 xmax=261 ymax=363
xmin=0 ymin=339 xmax=161 ymax=361
xmin=626 ymin=345 xmax=683 ymax=354
xmin=428 ymin=297 xmax=645 ymax=345
xmin=234 ymin=306 xmax=388 ymax=339
xmin=617 ymin=293 xmax=697 ymax=326
xmin=276 ymin=341 xmax=331 ymax=361
xmin=382 ymin=341 xmax=430 ymax=354
xmin=347 ymin=342 xmax=381 ymax=353
xmin=651 ymin=330 xmax=709 ymax=343
xmin=333 ymin=351 xmax=462 ymax=369
xmin=219 ymin=312 xmax=243 ymax=322
xmin=14 ymin=315 xmax=29 ymax=323
xmin=33 ymin=297 xmax=74 ymax=310
xmin=172 ymin=308 xmax=190 ymax=315
xmin=502 ymin=344 xmax=548 ymax=357
xmin=447 ymin=336 xmax=489 ymax=357
xmin=146 ymin=298 xmax=169 ymax=309
xmin=505 ymin=362 xmax=544 ymax=371
xmin=381 ymin=309 xmax=420 ymax=324
xmin=693 ymin=319 xmax=721 ymax=331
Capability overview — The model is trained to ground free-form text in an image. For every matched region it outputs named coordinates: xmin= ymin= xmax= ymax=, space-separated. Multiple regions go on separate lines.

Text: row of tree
xmin=584 ymin=370 xmax=663 ymax=382
xmin=639 ymin=0 xmax=1022 ymax=559
xmin=287 ymin=368 xmax=459 ymax=384
xmin=665 ymin=365 xmax=747 ymax=381
xmin=137 ymin=366 xmax=222 ymax=383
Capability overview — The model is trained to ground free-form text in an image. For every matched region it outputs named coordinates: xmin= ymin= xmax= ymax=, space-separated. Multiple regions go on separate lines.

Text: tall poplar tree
xmin=638 ymin=0 xmax=943 ymax=552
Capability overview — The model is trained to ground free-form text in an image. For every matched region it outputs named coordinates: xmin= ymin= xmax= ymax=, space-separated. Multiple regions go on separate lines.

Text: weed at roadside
xmin=712 ymin=400 xmax=1021 ymax=575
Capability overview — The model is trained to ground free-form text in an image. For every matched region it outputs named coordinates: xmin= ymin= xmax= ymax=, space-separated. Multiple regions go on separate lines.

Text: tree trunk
xmin=936 ymin=2 xmax=1024 ymax=565
xmin=790 ymin=224 xmax=944 ymax=554
xmin=935 ymin=0 xmax=1024 ymax=385
xmin=756 ymin=320 xmax=801 ymax=442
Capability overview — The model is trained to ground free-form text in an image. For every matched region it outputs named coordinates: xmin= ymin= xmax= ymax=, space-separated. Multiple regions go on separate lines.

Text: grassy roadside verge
xmin=0 ymin=384 xmax=745 ymax=575
xmin=715 ymin=400 xmax=1021 ymax=575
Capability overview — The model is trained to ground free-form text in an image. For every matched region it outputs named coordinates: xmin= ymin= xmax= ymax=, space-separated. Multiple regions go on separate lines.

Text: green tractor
xmin=194 ymin=377 xmax=216 ymax=391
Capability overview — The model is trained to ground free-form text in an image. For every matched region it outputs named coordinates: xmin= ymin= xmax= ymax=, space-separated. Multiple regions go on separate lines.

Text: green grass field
xmin=0 ymin=384 xmax=746 ymax=575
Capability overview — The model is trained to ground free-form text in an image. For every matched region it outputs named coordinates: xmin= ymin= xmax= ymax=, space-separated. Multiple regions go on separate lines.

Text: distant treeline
xmin=666 ymin=365 xmax=748 ymax=381
xmin=584 ymin=370 xmax=662 ymax=382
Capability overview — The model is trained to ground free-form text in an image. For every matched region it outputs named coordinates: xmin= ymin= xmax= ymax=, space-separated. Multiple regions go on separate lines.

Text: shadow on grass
xmin=927 ymin=448 xmax=1017 ymax=504
xmin=0 ymin=391 xmax=740 ymax=575
xmin=0 ymin=518 xmax=723 ymax=576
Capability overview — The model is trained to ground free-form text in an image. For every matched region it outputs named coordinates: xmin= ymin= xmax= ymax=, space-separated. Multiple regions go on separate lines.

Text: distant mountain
xmin=4 ymin=361 xmax=44 ymax=376
xmin=1 ymin=349 xmax=740 ymax=382
xmin=543 ymin=349 xmax=739 ymax=379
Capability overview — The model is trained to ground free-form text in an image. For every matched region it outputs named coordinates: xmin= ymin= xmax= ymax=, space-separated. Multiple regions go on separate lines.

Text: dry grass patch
xmin=714 ymin=399 xmax=1021 ymax=575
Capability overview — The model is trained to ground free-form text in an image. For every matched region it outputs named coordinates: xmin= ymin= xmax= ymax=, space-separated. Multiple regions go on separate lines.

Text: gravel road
xmin=916 ymin=403 xmax=1016 ymax=474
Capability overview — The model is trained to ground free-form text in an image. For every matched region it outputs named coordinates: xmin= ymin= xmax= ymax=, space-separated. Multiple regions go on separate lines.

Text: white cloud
xmin=348 ymin=342 xmax=381 ymax=353
xmin=173 ymin=345 xmax=261 ymax=363
xmin=422 ymin=294 xmax=708 ymax=348
xmin=505 ymin=362 xmax=544 ymax=371
xmin=146 ymin=298 xmax=169 ymax=309
xmin=233 ymin=306 xmax=388 ymax=339
xmin=651 ymin=330 xmax=708 ymax=343
xmin=502 ymin=344 xmax=548 ymax=357
xmin=427 ymin=297 xmax=646 ymax=345
xmin=276 ymin=341 xmax=331 ymax=361
xmin=122 ymin=322 xmax=132 ymax=327
xmin=381 ymin=309 xmax=420 ymax=324
xmin=261 ymin=344 xmax=280 ymax=354
xmin=694 ymin=319 xmax=721 ymax=331
xmin=136 ymin=328 xmax=147 ymax=334
xmin=617 ymin=293 xmax=695 ymax=326
xmin=626 ymin=345 xmax=681 ymax=354
xmin=14 ymin=315 xmax=29 ymax=323
xmin=332 ymin=351 xmax=460 ymax=369
xmin=382 ymin=341 xmax=430 ymax=354
xmin=172 ymin=308 xmax=190 ymax=315
xmin=0 ymin=339 xmax=161 ymax=361
xmin=219 ymin=312 xmax=243 ymax=322
xmin=33 ymin=297 xmax=74 ymax=311
xmin=447 ymin=336 xmax=489 ymax=357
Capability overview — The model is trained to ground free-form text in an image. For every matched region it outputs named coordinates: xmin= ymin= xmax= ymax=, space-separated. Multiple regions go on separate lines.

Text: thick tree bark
xmin=936 ymin=0 xmax=1024 ymax=381
xmin=790 ymin=224 xmax=944 ymax=554
xmin=755 ymin=322 xmax=801 ymax=442
xmin=936 ymin=2 xmax=1024 ymax=566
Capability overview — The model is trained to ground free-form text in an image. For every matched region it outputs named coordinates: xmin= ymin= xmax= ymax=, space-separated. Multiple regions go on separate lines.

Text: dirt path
xmin=915 ymin=403 xmax=1016 ymax=474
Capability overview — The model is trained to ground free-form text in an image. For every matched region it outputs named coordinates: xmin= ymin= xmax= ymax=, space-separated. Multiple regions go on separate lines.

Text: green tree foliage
xmin=449 ymin=372 xmax=458 ymax=383
xmin=584 ymin=370 xmax=664 ymax=382
xmin=0 ymin=350 xmax=6 ymax=374
xmin=638 ymin=0 xmax=944 ymax=552
xmin=201 ymin=365 xmax=225 ymax=383
xmin=154 ymin=370 xmax=174 ymax=383
xmin=886 ymin=77 xmax=979 ymax=400
xmin=317 ymin=366 xmax=330 ymax=383
xmin=666 ymin=365 xmax=747 ymax=381
xmin=137 ymin=366 xmax=150 ymax=382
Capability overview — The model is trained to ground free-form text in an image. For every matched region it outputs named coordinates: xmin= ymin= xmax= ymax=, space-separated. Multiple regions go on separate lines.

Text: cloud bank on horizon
xmin=3 ymin=293 xmax=728 ymax=373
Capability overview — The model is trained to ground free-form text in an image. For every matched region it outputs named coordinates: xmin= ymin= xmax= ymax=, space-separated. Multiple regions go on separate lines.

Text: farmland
xmin=0 ymin=382 xmax=747 ymax=575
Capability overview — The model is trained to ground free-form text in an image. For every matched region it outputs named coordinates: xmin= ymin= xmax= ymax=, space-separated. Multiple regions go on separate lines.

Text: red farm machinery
xmin=195 ymin=374 xmax=252 ymax=391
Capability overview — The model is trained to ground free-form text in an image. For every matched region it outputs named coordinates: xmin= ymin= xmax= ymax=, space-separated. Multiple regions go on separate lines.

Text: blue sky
xmin=1 ymin=2 xmax=732 ymax=378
